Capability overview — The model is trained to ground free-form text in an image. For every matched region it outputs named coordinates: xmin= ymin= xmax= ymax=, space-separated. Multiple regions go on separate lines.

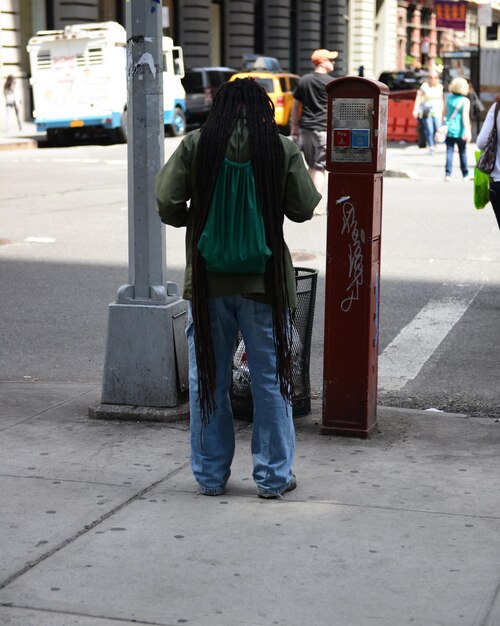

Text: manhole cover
xmin=291 ymin=251 xmax=316 ymax=262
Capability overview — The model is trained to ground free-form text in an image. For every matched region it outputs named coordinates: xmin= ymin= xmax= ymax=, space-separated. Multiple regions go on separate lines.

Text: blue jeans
xmin=420 ymin=115 xmax=441 ymax=148
xmin=445 ymin=137 xmax=469 ymax=177
xmin=186 ymin=297 xmax=295 ymax=496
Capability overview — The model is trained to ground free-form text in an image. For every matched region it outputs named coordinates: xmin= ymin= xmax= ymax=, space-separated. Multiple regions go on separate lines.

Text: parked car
xmin=182 ymin=67 xmax=236 ymax=126
xmin=378 ymin=70 xmax=428 ymax=91
xmin=229 ymin=70 xmax=300 ymax=134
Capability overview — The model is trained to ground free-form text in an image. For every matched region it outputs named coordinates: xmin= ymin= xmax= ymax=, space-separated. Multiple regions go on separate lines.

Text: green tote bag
xmin=474 ymin=150 xmax=490 ymax=210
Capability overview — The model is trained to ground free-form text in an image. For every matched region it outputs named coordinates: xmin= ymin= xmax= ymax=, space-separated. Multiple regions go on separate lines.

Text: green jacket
xmin=155 ymin=119 xmax=321 ymax=308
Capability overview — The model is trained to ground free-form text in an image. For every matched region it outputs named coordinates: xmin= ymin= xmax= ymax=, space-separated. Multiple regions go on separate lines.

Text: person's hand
xmin=412 ymin=110 xmax=419 ymax=119
xmin=463 ymin=130 xmax=472 ymax=143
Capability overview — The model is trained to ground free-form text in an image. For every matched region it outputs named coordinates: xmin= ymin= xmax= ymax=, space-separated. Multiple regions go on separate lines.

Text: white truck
xmin=27 ymin=21 xmax=186 ymax=145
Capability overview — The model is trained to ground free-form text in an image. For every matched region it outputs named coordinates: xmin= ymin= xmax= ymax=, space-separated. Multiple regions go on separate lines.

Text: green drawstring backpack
xmin=197 ymin=158 xmax=272 ymax=274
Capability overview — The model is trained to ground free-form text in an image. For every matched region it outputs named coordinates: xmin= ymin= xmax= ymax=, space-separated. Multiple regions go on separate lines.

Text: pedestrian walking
xmin=412 ymin=69 xmax=444 ymax=154
xmin=476 ymin=97 xmax=500 ymax=228
xmin=443 ymin=77 xmax=472 ymax=181
xmin=468 ymin=80 xmax=485 ymax=134
xmin=156 ymin=78 xmax=321 ymax=499
xmin=290 ymin=48 xmax=337 ymax=209
xmin=3 ymin=75 xmax=22 ymax=132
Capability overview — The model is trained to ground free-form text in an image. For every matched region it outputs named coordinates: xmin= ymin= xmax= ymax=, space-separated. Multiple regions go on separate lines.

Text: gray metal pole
xmin=95 ymin=2 xmax=188 ymax=418
xmin=122 ymin=1 xmax=166 ymax=303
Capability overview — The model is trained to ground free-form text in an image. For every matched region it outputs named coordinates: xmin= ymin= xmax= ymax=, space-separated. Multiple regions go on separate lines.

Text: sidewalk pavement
xmin=0 ymin=122 xmax=42 ymax=150
xmin=1 ymin=128 xmax=499 ymax=625
xmin=1 ymin=379 xmax=500 ymax=626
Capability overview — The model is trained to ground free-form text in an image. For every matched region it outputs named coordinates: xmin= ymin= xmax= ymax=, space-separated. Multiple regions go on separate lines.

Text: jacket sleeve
xmin=476 ymin=104 xmax=496 ymax=151
xmin=155 ymin=135 xmax=194 ymax=228
xmin=282 ymin=140 xmax=321 ymax=222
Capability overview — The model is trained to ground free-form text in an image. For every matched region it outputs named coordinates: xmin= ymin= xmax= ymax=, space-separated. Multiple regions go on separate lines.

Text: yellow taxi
xmin=229 ymin=71 xmax=300 ymax=134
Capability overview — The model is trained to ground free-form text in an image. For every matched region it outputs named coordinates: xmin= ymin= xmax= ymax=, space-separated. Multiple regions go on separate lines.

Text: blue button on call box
xmin=351 ymin=128 xmax=370 ymax=148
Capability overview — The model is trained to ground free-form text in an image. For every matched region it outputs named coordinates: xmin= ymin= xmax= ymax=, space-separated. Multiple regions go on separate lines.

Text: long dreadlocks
xmin=190 ymin=78 xmax=293 ymax=426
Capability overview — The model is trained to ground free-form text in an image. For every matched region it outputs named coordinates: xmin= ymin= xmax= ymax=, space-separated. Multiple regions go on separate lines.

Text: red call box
xmin=322 ymin=77 xmax=389 ymax=438
xmin=326 ymin=76 xmax=389 ymax=174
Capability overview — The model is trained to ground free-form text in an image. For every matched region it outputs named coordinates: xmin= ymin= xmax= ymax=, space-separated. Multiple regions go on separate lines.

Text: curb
xmin=384 ymin=169 xmax=418 ymax=179
xmin=0 ymin=138 xmax=38 ymax=151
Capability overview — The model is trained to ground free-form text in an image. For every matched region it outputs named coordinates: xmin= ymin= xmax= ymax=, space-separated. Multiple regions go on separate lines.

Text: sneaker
xmin=463 ymin=174 xmax=472 ymax=181
xmin=258 ymin=475 xmax=297 ymax=499
xmin=444 ymin=176 xmax=451 ymax=182
xmin=198 ymin=485 xmax=225 ymax=496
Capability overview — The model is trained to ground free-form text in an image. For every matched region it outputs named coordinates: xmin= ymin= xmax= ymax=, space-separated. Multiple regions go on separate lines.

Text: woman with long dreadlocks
xmin=156 ymin=78 xmax=320 ymax=498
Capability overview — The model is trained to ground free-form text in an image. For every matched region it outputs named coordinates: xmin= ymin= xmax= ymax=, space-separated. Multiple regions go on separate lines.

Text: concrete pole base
xmin=89 ymin=401 xmax=189 ymax=423
xmin=100 ymin=298 xmax=189 ymax=409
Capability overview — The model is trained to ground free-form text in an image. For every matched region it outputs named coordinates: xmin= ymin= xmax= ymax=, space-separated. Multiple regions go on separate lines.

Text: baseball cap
xmin=311 ymin=49 xmax=339 ymax=64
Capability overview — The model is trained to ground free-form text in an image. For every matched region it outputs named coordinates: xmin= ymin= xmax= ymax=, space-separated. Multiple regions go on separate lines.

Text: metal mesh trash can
xmin=231 ymin=267 xmax=318 ymax=420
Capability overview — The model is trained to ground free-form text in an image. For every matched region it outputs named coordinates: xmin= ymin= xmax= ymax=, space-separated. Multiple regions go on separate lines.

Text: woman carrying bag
xmin=476 ymin=97 xmax=500 ymax=228
xmin=443 ymin=77 xmax=472 ymax=182
xmin=412 ymin=70 xmax=444 ymax=155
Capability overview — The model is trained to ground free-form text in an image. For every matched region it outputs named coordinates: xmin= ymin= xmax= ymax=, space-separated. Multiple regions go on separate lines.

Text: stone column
xmin=53 ymin=0 xmax=98 ymax=26
xmin=263 ymin=0 xmax=291 ymax=71
xmin=324 ymin=0 xmax=349 ymax=76
xmin=374 ymin=0 xmax=397 ymax=77
xmin=349 ymin=0 xmax=376 ymax=77
xmin=296 ymin=0 xmax=322 ymax=75
xmin=225 ymin=0 xmax=255 ymax=69
xmin=176 ymin=0 xmax=211 ymax=68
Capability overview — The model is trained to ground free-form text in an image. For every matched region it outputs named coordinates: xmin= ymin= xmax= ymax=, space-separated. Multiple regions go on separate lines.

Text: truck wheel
xmin=47 ymin=128 xmax=67 ymax=147
xmin=113 ymin=110 xmax=128 ymax=143
xmin=168 ymin=107 xmax=186 ymax=137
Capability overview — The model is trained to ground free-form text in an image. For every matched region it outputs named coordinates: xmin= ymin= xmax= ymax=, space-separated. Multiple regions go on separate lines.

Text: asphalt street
xmin=1 ymin=127 xmax=498 ymax=417
xmin=0 ymin=127 xmax=499 ymax=625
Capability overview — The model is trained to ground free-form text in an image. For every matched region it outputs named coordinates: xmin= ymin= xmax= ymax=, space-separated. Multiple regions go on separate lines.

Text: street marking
xmin=379 ymin=282 xmax=482 ymax=391
xmin=24 ymin=236 xmax=56 ymax=243
xmin=0 ymin=158 xmax=126 ymax=166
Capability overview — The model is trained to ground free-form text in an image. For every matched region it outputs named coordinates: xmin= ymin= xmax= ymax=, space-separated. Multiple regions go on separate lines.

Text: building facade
xmin=1 ymin=0 xmax=498 ymax=128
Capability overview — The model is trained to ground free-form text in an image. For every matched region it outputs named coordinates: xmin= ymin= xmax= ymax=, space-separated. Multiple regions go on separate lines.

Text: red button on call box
xmin=333 ymin=129 xmax=351 ymax=148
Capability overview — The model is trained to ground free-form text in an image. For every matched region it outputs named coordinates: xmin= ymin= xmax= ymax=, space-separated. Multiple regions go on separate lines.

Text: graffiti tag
xmin=340 ymin=202 xmax=365 ymax=312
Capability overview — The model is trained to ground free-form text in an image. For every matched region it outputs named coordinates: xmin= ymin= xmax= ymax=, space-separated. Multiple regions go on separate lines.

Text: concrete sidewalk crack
xmin=0 ymin=472 xmax=132 ymax=488
xmin=290 ymin=498 xmax=500 ymax=521
xmin=0 ymin=603 xmax=170 ymax=625
xmin=0 ymin=461 xmax=190 ymax=592
xmin=0 ymin=387 xmax=97 ymax=432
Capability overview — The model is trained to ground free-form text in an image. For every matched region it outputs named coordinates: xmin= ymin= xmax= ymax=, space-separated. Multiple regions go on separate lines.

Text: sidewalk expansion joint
xmin=274 ymin=498 xmax=500 ymax=521
xmin=0 ymin=473 xmax=133 ymax=488
xmin=0 ymin=603 xmax=170 ymax=625
xmin=0 ymin=387 xmax=97 ymax=432
xmin=0 ymin=461 xmax=190 ymax=592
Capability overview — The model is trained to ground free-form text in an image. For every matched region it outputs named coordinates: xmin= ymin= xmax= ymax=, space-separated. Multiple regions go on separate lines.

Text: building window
xmin=406 ymin=5 xmax=414 ymax=57
xmin=162 ymin=1 xmax=175 ymax=38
